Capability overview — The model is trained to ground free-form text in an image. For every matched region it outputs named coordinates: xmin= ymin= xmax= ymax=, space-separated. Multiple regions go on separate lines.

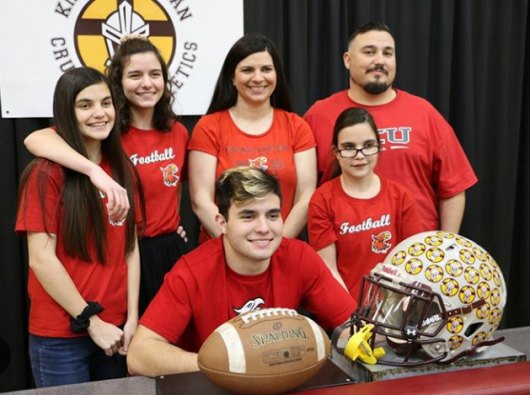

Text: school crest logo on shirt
xmin=160 ymin=163 xmax=180 ymax=187
xmin=248 ymin=156 xmax=268 ymax=170
xmin=372 ymin=231 xmax=392 ymax=253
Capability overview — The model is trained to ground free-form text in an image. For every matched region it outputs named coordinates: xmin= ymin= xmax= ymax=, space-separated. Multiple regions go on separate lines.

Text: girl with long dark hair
xmin=16 ymin=67 xmax=142 ymax=386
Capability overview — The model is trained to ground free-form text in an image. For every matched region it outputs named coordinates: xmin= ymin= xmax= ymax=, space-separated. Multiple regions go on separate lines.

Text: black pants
xmin=138 ymin=232 xmax=191 ymax=316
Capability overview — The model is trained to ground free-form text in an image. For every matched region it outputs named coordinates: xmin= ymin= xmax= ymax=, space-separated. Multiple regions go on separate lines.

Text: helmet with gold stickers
xmin=351 ymin=231 xmax=507 ymax=366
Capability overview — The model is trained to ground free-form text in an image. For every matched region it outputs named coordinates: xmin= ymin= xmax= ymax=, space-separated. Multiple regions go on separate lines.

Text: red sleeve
xmin=308 ymin=182 xmax=338 ymax=251
xmin=290 ymin=112 xmax=316 ymax=153
xmin=300 ymin=244 xmax=357 ymax=328
xmin=15 ymin=160 xmax=62 ymax=234
xmin=139 ymin=257 xmax=194 ymax=343
xmin=303 ymin=98 xmax=338 ymax=178
xmin=173 ymin=122 xmax=190 ymax=182
xmin=431 ymin=111 xmax=478 ymax=198
xmin=188 ymin=114 xmax=220 ymax=156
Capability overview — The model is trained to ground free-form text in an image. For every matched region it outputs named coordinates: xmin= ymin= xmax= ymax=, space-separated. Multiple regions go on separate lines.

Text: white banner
xmin=0 ymin=0 xmax=243 ymax=118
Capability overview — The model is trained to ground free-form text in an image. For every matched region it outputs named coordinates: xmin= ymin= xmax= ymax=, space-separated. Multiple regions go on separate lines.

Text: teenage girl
xmin=16 ymin=67 xmax=142 ymax=386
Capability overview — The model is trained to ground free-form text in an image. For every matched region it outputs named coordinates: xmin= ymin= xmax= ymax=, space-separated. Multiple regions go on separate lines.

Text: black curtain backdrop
xmin=1 ymin=0 xmax=529 ymax=391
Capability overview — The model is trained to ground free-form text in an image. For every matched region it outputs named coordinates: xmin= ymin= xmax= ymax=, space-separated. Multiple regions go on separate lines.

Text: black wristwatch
xmin=70 ymin=302 xmax=105 ymax=333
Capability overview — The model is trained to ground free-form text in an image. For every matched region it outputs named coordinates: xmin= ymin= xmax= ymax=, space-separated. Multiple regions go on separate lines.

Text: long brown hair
xmin=106 ymin=37 xmax=176 ymax=134
xmin=207 ymin=33 xmax=292 ymax=114
xmin=18 ymin=67 xmax=142 ymax=263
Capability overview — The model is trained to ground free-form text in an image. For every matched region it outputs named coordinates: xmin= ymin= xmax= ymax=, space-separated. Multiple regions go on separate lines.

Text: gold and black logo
xmin=74 ymin=0 xmax=176 ymax=72
xmin=51 ymin=0 xmax=198 ymax=92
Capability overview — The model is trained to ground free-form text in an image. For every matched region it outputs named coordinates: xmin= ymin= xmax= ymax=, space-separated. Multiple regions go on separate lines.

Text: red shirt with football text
xmin=308 ymin=176 xmax=423 ymax=299
xmin=16 ymin=158 xmax=139 ymax=337
xmin=304 ymin=89 xmax=478 ymax=230
xmin=121 ymin=122 xmax=188 ymax=237
xmin=140 ymin=237 xmax=356 ymax=352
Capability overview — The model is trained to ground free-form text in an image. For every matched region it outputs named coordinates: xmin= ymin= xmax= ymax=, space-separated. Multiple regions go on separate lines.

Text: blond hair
xmin=215 ymin=166 xmax=282 ymax=218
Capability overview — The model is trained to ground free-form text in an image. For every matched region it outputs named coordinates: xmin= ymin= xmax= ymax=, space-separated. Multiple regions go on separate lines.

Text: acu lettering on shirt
xmin=378 ymin=127 xmax=412 ymax=148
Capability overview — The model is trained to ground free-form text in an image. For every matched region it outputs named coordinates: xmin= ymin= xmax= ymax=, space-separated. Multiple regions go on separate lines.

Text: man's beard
xmin=363 ymin=82 xmax=389 ymax=94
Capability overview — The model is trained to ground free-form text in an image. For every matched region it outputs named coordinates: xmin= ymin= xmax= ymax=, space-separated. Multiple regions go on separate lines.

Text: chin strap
xmin=444 ymin=299 xmax=486 ymax=319
xmin=438 ymin=336 xmax=506 ymax=364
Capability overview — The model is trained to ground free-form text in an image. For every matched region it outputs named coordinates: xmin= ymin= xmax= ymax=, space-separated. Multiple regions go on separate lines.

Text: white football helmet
xmin=351 ymin=231 xmax=507 ymax=366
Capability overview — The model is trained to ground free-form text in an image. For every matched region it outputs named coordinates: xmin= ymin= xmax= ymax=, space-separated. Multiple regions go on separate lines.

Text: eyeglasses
xmin=336 ymin=145 xmax=380 ymax=158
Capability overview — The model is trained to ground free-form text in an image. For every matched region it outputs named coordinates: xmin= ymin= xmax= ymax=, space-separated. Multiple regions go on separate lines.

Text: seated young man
xmin=127 ymin=166 xmax=357 ymax=376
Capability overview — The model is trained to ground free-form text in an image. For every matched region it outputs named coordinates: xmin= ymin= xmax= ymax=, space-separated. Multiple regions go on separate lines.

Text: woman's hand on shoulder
xmin=87 ymin=166 xmax=130 ymax=221
xmin=176 ymin=225 xmax=188 ymax=243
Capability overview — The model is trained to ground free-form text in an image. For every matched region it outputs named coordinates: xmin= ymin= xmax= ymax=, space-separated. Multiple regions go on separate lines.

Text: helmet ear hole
xmin=464 ymin=322 xmax=483 ymax=337
xmin=446 ymin=243 xmax=458 ymax=251
xmin=386 ymin=336 xmax=421 ymax=355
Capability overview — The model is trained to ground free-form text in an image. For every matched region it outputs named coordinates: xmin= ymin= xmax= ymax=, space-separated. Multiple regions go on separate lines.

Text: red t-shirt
xmin=121 ymin=122 xmax=188 ymax=237
xmin=188 ymin=109 xmax=316 ymax=222
xmin=140 ymin=237 xmax=356 ymax=352
xmin=308 ymin=176 xmax=423 ymax=299
xmin=16 ymin=158 xmax=138 ymax=337
xmin=304 ymin=90 xmax=478 ymax=230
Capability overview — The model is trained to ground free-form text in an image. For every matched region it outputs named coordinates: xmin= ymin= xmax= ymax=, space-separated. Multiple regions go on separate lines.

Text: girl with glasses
xmin=308 ymin=107 xmax=422 ymax=299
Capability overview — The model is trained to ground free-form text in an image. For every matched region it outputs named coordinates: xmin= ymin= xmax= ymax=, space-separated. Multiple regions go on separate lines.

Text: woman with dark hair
xmin=308 ymin=107 xmax=422 ymax=298
xmin=188 ymin=33 xmax=316 ymax=241
xmin=24 ymin=36 xmax=189 ymax=315
xmin=16 ymin=67 xmax=142 ymax=386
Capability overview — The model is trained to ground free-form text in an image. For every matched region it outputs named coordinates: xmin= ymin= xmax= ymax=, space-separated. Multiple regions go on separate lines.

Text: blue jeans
xmin=29 ymin=334 xmax=126 ymax=387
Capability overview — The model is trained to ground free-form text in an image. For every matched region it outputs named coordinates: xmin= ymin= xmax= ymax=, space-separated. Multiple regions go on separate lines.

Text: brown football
xmin=198 ymin=307 xmax=331 ymax=394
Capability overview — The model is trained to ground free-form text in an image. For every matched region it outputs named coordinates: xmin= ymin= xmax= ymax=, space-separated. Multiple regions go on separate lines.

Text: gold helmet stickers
xmin=391 ymin=250 xmax=407 ymax=266
xmin=425 ymin=264 xmax=444 ymax=283
xmin=445 ymin=259 xmax=463 ymax=277
xmin=369 ymin=231 xmax=507 ymax=364
xmin=447 ymin=316 xmax=464 ymax=334
xmin=408 ymin=242 xmax=426 ymax=256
